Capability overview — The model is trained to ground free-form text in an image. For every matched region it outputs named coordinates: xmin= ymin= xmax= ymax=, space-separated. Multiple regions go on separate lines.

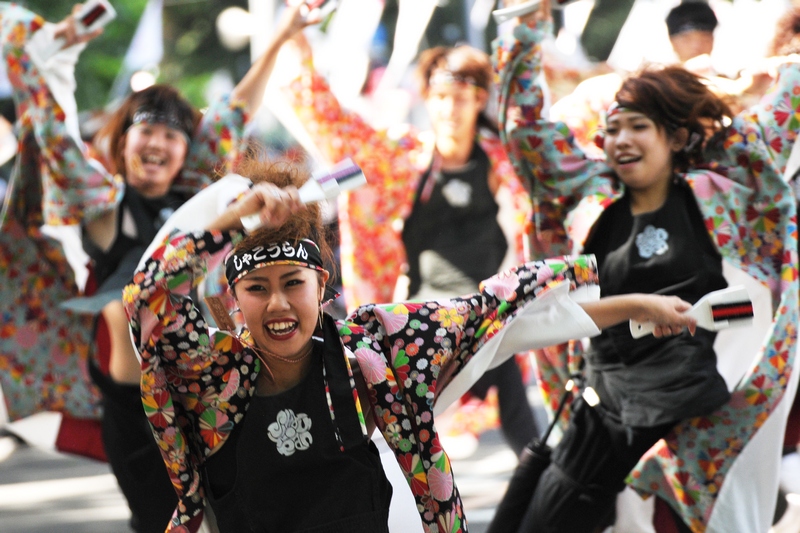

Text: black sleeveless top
xmin=204 ymin=324 xmax=392 ymax=532
xmin=83 ymin=187 xmax=184 ymax=293
xmin=582 ymin=180 xmax=730 ymax=426
xmin=402 ymin=142 xmax=507 ymax=299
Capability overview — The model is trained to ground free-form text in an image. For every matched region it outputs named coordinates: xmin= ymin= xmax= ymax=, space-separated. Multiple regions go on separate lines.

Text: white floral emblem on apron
xmin=268 ymin=409 xmax=313 ymax=456
xmin=635 ymin=225 xmax=669 ymax=259
xmin=441 ymin=179 xmax=472 ymax=207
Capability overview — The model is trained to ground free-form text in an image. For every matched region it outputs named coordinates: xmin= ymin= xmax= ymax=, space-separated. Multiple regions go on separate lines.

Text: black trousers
xmin=496 ymin=397 xmax=673 ymax=533
xmin=89 ymin=362 xmax=178 ymax=533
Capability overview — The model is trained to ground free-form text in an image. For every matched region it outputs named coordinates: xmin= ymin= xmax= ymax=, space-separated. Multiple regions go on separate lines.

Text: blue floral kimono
xmin=493 ymin=19 xmax=800 ymax=533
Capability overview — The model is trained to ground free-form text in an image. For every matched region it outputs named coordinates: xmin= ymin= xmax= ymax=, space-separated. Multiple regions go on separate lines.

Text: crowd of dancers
xmin=1 ymin=1 xmax=800 ymax=532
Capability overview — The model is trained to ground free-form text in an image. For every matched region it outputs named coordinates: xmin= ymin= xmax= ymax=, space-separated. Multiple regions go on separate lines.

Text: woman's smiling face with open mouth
xmin=234 ymin=264 xmax=329 ymax=359
xmin=123 ymin=122 xmax=188 ymax=198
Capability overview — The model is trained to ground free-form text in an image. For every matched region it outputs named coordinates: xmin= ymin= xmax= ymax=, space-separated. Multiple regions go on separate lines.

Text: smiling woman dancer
xmin=124 ymin=153 xmax=698 ymax=533
xmin=489 ymin=1 xmax=799 ymax=532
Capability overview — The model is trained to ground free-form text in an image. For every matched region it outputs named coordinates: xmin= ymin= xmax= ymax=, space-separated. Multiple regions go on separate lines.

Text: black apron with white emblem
xmin=206 ymin=320 xmax=392 ymax=532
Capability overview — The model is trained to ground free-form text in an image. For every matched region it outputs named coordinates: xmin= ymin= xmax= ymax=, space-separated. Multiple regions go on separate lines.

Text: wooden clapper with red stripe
xmin=629 ymin=286 xmax=754 ymax=339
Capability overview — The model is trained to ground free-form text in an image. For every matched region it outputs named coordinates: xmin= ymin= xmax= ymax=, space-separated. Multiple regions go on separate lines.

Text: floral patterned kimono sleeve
xmin=701 ymin=61 xmax=800 ymax=202
xmin=492 ymin=20 xmax=619 ymax=252
xmin=480 ymin=134 xmax=534 ymax=264
xmin=739 ymin=60 xmax=800 ymax=176
xmin=179 ymin=96 xmax=249 ymax=194
xmin=547 ymin=72 xmax=622 ymax=160
xmin=284 ymin=61 xmax=423 ymax=212
xmin=123 ymin=229 xmax=258 ymax=532
xmin=285 ymin=62 xmax=425 ymax=307
xmin=0 ymin=4 xmax=123 ymax=226
xmin=693 ymin=57 xmax=800 ymax=296
xmin=492 ymin=20 xmax=615 ymax=426
xmin=340 ymin=255 xmax=599 ymax=533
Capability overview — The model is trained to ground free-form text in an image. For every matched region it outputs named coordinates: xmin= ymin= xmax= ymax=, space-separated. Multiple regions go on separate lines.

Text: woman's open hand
xmin=276 ymin=1 xmax=323 ymax=44
xmin=503 ymin=0 xmax=551 ymax=24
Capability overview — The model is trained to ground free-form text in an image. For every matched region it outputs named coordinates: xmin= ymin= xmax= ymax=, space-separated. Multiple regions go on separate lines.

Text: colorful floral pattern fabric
xmin=0 ymin=4 xmax=248 ymax=421
xmin=547 ymin=71 xmax=621 ymax=159
xmin=124 ymin=227 xmax=599 ymax=532
xmin=493 ymin=20 xmax=799 ymax=531
xmin=284 ymin=62 xmax=532 ymax=309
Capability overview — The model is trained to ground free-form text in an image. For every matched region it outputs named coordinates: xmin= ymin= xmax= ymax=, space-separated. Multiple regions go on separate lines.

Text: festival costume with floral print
xmin=124 ymin=226 xmax=602 ymax=532
xmin=0 ymin=4 xmax=248 ymax=426
xmin=493 ymin=19 xmax=799 ymax=533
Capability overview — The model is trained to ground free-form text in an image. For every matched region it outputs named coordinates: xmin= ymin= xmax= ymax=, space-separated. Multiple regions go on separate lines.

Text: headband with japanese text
xmin=225 ymin=239 xmax=324 ymax=288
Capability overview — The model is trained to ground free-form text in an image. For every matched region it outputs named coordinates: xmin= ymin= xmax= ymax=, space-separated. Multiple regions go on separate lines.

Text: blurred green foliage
xmin=21 ymin=0 xmax=250 ymax=111
xmin=19 ymin=0 xmax=750 ymax=112
xmin=160 ymin=0 xmax=250 ymax=108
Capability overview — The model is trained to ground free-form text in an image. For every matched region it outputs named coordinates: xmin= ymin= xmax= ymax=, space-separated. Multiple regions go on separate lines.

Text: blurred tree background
xmin=13 ymin=0 xmax=602 ymax=112
xmin=15 ymin=0 xmax=750 ymax=113
xmin=12 ymin=0 xmax=432 ymax=113
xmin=20 ymin=0 xmax=251 ymax=111
xmin=159 ymin=0 xmax=250 ymax=107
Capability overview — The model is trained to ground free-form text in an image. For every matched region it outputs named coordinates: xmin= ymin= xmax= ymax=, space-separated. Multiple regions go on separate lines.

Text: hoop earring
xmin=318 ymin=301 xmax=324 ymax=330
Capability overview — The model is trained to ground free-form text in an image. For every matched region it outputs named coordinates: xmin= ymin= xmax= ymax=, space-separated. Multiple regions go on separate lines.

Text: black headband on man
xmin=429 ymin=70 xmax=479 ymax=89
xmin=225 ymin=239 xmax=325 ymax=288
xmin=130 ymin=108 xmax=194 ymax=143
